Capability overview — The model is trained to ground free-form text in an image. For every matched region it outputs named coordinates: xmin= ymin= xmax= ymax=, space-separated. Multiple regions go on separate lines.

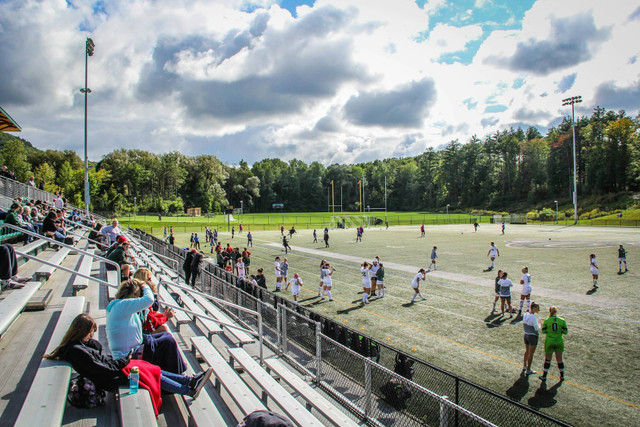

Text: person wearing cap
xmin=106 ymin=239 xmax=133 ymax=281
xmin=285 ymin=273 xmax=303 ymax=304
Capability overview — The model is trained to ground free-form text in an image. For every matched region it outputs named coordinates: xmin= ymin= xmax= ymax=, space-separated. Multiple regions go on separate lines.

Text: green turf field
xmin=161 ymin=223 xmax=639 ymax=426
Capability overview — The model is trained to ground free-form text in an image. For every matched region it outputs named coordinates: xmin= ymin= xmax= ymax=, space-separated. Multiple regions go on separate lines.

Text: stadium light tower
xmin=80 ymin=37 xmax=95 ymax=217
xmin=562 ymin=95 xmax=581 ymax=224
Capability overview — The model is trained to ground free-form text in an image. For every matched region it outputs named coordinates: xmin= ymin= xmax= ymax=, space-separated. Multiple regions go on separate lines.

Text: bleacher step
xmin=25 ymin=289 xmax=53 ymax=311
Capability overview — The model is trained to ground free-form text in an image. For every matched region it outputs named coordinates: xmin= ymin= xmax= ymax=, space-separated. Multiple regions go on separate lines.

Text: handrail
xmin=158 ymin=279 xmax=264 ymax=365
xmin=0 ymin=223 xmax=122 ymax=280
xmin=128 ymin=237 xmax=180 ymax=272
xmin=15 ymin=249 xmax=117 ymax=289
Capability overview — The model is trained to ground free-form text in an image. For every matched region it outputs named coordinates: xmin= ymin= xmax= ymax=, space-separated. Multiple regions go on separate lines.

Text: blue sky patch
xmin=279 ymin=0 xmax=315 ymax=17
xmin=484 ymin=104 xmax=508 ymax=113
xmin=512 ymin=77 xmax=525 ymax=89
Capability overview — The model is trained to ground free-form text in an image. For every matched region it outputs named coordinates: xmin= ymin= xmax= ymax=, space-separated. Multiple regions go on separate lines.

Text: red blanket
xmin=122 ymin=360 xmax=163 ymax=417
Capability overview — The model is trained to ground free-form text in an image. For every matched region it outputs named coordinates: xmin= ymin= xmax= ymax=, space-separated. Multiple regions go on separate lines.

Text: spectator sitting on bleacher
xmin=43 ymin=210 xmax=66 ymax=243
xmin=21 ymin=205 xmax=42 ymax=234
xmin=0 ymin=243 xmax=31 ymax=289
xmin=101 ymin=219 xmax=122 ymax=246
xmin=106 ymin=238 xmax=134 ymax=281
xmin=106 ymin=279 xmax=187 ymax=374
xmin=88 ymin=223 xmax=106 ymax=250
xmin=53 ymin=192 xmax=65 ymax=210
xmin=4 ymin=203 xmax=36 ymax=243
xmin=133 ymin=268 xmax=174 ymax=334
xmin=45 ymin=313 xmax=214 ymax=416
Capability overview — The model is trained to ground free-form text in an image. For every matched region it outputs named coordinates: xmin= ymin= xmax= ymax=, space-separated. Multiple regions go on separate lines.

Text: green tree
xmin=34 ymin=162 xmax=56 ymax=191
xmin=1 ymin=138 xmax=31 ymax=181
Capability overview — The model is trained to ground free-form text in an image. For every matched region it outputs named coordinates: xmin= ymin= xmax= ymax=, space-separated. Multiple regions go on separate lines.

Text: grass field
xmin=156 ymin=222 xmax=639 ymax=426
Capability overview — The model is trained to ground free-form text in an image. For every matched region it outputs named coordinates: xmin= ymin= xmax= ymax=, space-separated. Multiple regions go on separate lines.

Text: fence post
xmin=440 ymin=396 xmax=450 ymax=427
xmin=282 ymin=305 xmax=288 ymax=354
xmin=364 ymin=361 xmax=372 ymax=418
xmin=315 ymin=322 xmax=322 ymax=382
xmin=276 ymin=303 xmax=282 ymax=352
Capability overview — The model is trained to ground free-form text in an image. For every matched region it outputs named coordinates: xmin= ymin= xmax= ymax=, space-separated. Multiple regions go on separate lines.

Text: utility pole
xmin=562 ymin=95 xmax=582 ymax=224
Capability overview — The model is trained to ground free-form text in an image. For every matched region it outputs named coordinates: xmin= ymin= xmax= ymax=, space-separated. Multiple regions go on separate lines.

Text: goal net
xmin=330 ymin=215 xmax=369 ymax=229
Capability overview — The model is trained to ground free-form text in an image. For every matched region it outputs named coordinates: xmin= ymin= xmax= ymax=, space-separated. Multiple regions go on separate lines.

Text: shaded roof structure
xmin=0 ymin=106 xmax=21 ymax=132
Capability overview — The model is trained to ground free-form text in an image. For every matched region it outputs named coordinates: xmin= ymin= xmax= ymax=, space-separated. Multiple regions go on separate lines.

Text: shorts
xmin=362 ymin=282 xmax=371 ymax=289
xmin=323 ymin=280 xmax=332 ymax=288
xmin=521 ymin=286 xmax=531 ymax=296
xmin=524 ymin=334 xmax=539 ymax=346
xmin=544 ymin=338 xmax=564 ymax=354
xmin=291 ymin=286 xmax=300 ymax=296
xmin=377 ymin=280 xmax=384 ymax=285
xmin=412 ymin=283 xmax=419 ymax=289
xmin=500 ymin=293 xmax=511 ymax=298
xmin=275 ymin=272 xmax=281 ymax=278
xmin=618 ymin=257 xmax=626 ymax=262
xmin=590 ymin=267 xmax=598 ymax=275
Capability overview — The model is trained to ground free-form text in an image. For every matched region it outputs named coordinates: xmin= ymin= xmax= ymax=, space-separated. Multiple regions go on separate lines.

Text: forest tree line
xmin=1 ymin=107 xmax=638 ymax=215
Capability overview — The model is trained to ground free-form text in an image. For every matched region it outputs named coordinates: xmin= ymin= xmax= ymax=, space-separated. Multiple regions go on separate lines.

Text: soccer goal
xmin=330 ymin=215 xmax=369 ymax=229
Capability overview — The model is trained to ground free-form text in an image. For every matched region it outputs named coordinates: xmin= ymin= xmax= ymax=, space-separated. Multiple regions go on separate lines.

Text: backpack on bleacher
xmin=67 ymin=375 xmax=105 ymax=409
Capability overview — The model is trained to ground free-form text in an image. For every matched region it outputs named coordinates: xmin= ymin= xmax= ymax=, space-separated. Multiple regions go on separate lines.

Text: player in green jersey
xmin=539 ymin=306 xmax=568 ymax=381
xmin=618 ymin=245 xmax=628 ymax=274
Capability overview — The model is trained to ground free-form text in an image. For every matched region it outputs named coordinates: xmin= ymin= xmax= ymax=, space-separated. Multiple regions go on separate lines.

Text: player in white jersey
xmin=285 ymin=273 xmax=303 ymax=304
xmin=274 ymin=257 xmax=283 ymax=291
xmin=236 ymin=259 xmax=246 ymax=279
xmin=499 ymin=271 xmax=514 ymax=317
xmin=318 ymin=260 xmax=326 ymax=296
xmin=486 ymin=242 xmax=499 ymax=270
xmin=589 ymin=253 xmax=598 ymax=288
xmin=410 ymin=269 xmax=427 ymax=303
xmin=370 ymin=258 xmax=380 ymax=297
xmin=360 ymin=262 xmax=372 ymax=304
xmin=321 ymin=263 xmax=335 ymax=301
xmin=522 ymin=302 xmax=540 ymax=375
xmin=518 ymin=266 xmax=532 ymax=315
xmin=428 ymin=246 xmax=438 ymax=270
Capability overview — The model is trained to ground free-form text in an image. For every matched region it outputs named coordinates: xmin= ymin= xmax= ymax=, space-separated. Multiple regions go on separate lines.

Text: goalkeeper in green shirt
xmin=539 ymin=306 xmax=568 ymax=381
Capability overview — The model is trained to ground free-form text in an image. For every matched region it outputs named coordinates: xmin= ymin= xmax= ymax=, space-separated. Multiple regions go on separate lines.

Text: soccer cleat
xmin=526 ymin=369 xmax=537 ymax=375
xmin=421 ymin=297 xmax=426 ymax=301
xmin=539 ymin=375 xmax=547 ymax=381
xmin=560 ymin=374 xmax=565 ymax=381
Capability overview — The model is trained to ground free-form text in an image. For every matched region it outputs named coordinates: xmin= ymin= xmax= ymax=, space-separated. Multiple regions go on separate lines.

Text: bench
xmin=165 ymin=282 xmax=223 ymax=339
xmin=118 ymin=386 xmax=158 ymax=427
xmin=190 ymin=336 xmax=266 ymax=417
xmin=14 ymin=296 xmax=85 ymax=427
xmin=190 ymin=292 xmax=255 ymax=346
xmin=15 ymin=237 xmax=50 ymax=261
xmin=264 ymin=358 xmax=361 ymax=427
xmin=157 ymin=285 xmax=191 ymax=329
xmin=227 ymin=347 xmax=323 ymax=426
xmin=0 ymin=220 xmax=23 ymax=243
xmin=0 ymin=280 xmax=44 ymax=339
xmin=72 ymin=249 xmax=95 ymax=295
xmin=34 ymin=247 xmax=72 ymax=281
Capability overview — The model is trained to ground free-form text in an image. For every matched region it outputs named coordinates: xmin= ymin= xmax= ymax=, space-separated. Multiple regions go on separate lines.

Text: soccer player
xmin=618 ymin=244 xmax=628 ymax=273
xmin=486 ymin=242 xmax=499 ymax=270
xmin=369 ymin=258 xmax=380 ymax=297
xmin=420 ymin=224 xmax=425 ymax=237
xmin=231 ymin=226 xmax=235 ymax=239
xmin=473 ymin=221 xmax=479 ymax=232
xmin=356 ymin=228 xmax=362 ymax=243
xmin=274 ymin=256 xmax=283 ymax=291
xmin=247 ymin=231 xmax=253 ymax=247
xmin=499 ymin=271 xmax=514 ymax=317
xmin=360 ymin=261 xmax=372 ymax=304
xmin=321 ymin=262 xmax=334 ymax=301
xmin=280 ymin=225 xmax=285 ymax=236
xmin=539 ymin=306 xmax=568 ymax=382
xmin=519 ymin=266 xmax=532 ymax=315
xmin=501 ymin=222 xmax=505 ymax=234
xmin=522 ymin=302 xmax=541 ymax=375
xmin=313 ymin=229 xmax=318 ymax=243
xmin=376 ymin=263 xmax=385 ymax=298
xmin=285 ymin=273 xmax=303 ymax=304
xmin=318 ymin=260 xmax=326 ymax=296
xmin=324 ymin=229 xmax=330 ymax=248
xmin=280 ymin=258 xmax=289 ymax=283
xmin=428 ymin=246 xmax=437 ymax=271
xmin=590 ymin=253 xmax=599 ymax=288
xmin=236 ymin=257 xmax=245 ymax=279
xmin=491 ymin=269 xmax=503 ymax=312
xmin=410 ymin=269 xmax=427 ymax=303
xmin=282 ymin=236 xmax=292 ymax=254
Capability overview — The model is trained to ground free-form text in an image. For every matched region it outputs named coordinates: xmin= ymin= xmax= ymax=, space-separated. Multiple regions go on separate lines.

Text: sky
xmin=1 ymin=0 xmax=639 ymax=165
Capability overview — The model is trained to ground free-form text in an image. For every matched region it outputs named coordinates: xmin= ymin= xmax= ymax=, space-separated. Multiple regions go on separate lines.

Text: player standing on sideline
xmin=499 ymin=271 xmax=514 ymax=317
xmin=360 ymin=262 xmax=372 ymax=304
xmin=236 ymin=257 xmax=245 ymax=279
xmin=420 ymin=224 xmax=425 ymax=237
xmin=274 ymin=256 xmax=283 ymax=291
xmin=428 ymin=246 xmax=438 ymax=271
xmin=376 ymin=263 xmax=385 ymax=297
xmin=522 ymin=302 xmax=541 ymax=375
xmin=370 ymin=258 xmax=380 ymax=297
xmin=282 ymin=235 xmax=292 ymax=254
xmin=501 ymin=222 xmax=505 ymax=234
xmin=519 ymin=266 xmax=532 ymax=316
xmin=486 ymin=242 xmax=499 ymax=270
xmin=618 ymin=245 xmax=628 ymax=273
xmin=280 ymin=258 xmax=289 ymax=284
xmin=313 ymin=229 xmax=318 ymax=243
xmin=318 ymin=260 xmax=326 ymax=296
xmin=285 ymin=273 xmax=303 ymax=304
xmin=247 ymin=231 xmax=253 ymax=247
xmin=491 ymin=269 xmax=503 ymax=312
xmin=590 ymin=253 xmax=599 ymax=288
xmin=410 ymin=269 xmax=427 ymax=303
xmin=539 ymin=306 xmax=568 ymax=381
xmin=321 ymin=262 xmax=334 ymax=301
xmin=324 ymin=229 xmax=330 ymax=248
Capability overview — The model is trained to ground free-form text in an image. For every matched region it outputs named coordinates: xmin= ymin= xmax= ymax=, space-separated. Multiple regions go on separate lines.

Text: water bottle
xmin=129 ymin=366 xmax=139 ymax=394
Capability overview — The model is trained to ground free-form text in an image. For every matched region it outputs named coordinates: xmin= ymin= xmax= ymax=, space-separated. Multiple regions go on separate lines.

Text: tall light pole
xmin=554 ymin=200 xmax=558 ymax=224
xmin=446 ymin=204 xmax=450 ymax=223
xmin=81 ymin=37 xmax=95 ymax=217
xmin=562 ymin=95 xmax=581 ymax=224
